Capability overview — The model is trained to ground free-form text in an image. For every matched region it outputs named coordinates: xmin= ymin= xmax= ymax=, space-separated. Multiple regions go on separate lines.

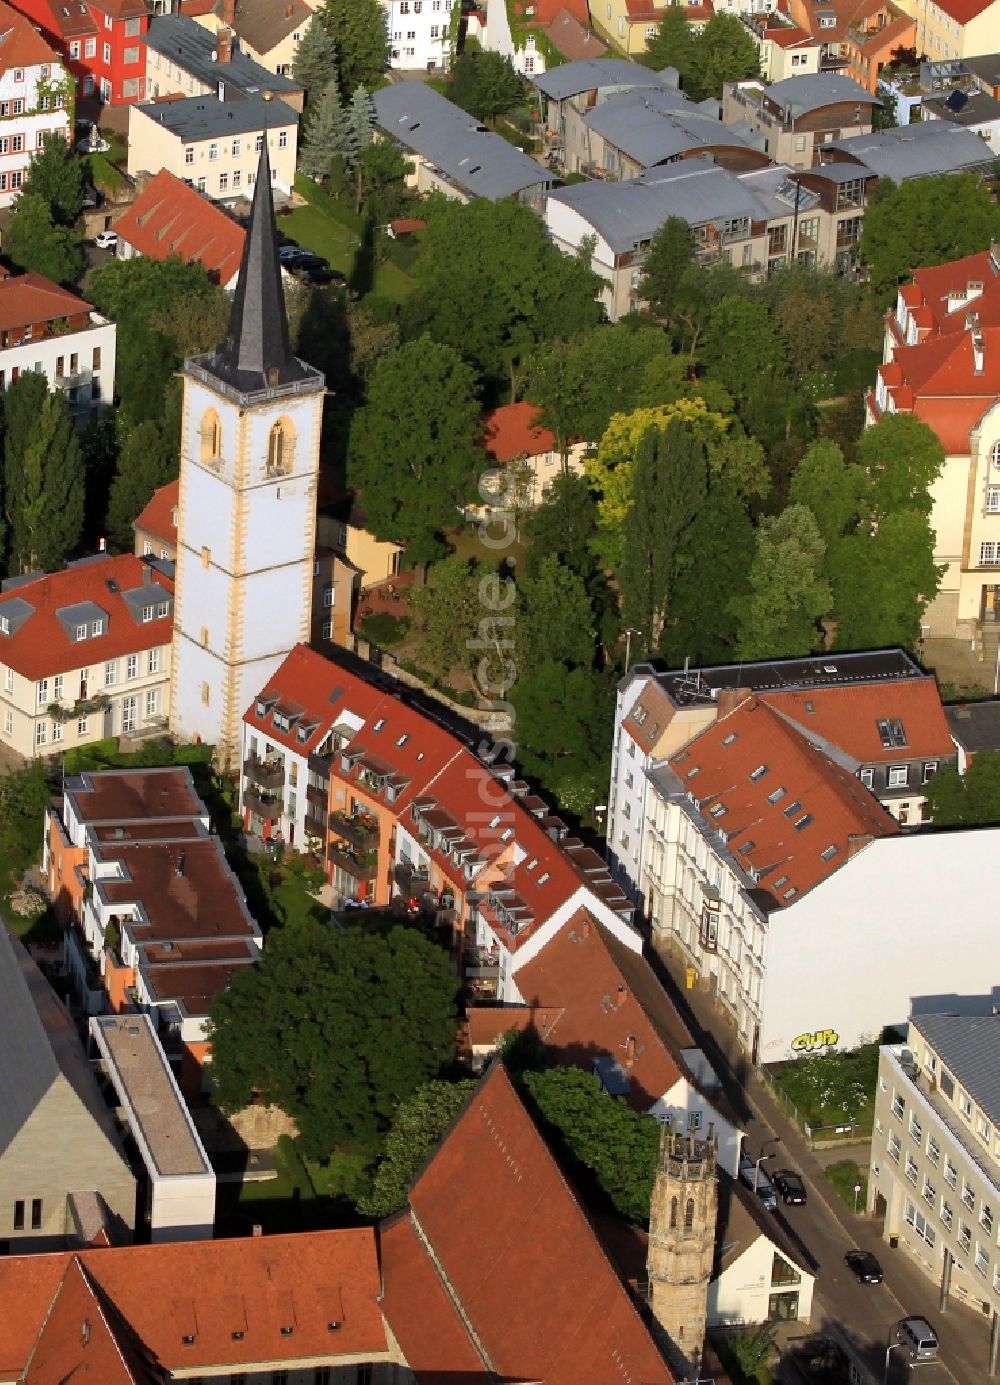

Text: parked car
xmin=772 ymin=1169 xmax=807 ymax=1205
xmin=94 ymin=230 xmax=117 ymax=250
xmin=896 ymin=1316 xmax=939 ymax=1362
xmin=738 ymin=1152 xmax=777 ymax=1212
xmin=302 ymin=264 xmax=337 ymax=286
xmin=278 ymin=242 xmax=306 ymax=263
xmin=291 ymin=254 xmax=330 ymax=276
xmin=844 ymin=1250 xmax=883 ymax=1284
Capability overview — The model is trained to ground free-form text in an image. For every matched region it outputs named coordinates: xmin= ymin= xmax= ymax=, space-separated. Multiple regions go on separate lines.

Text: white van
xmin=738 ymin=1152 xmax=777 ymax=1211
xmin=896 ymin=1316 xmax=939 ymax=1362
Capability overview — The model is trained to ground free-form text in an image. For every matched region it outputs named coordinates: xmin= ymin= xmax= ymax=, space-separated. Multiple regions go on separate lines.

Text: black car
xmin=292 ymin=254 xmax=330 ymax=276
xmin=772 ymin=1169 xmax=807 ymax=1205
xmin=845 ymin=1249 xmax=883 ymax=1284
xmin=302 ymin=264 xmax=338 ymax=286
xmin=278 ymin=243 xmax=310 ymax=264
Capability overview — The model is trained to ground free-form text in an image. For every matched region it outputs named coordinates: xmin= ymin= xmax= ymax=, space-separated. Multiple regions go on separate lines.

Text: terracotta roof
xmin=133 ymin=478 xmax=179 ymax=548
xmin=878 ymin=327 xmax=1000 ymax=454
xmin=0 ymin=555 xmax=173 ymax=681
xmin=0 ymin=0 xmax=60 ymax=70
xmin=405 ymin=1063 xmax=675 ymax=1385
xmin=114 ymin=172 xmax=245 ymax=287
xmin=935 ymin=0 xmax=996 ymax=21
xmin=512 ymin=0 xmax=587 ymax=25
xmin=666 ymin=697 xmax=898 ymax=906
xmin=480 ymin=400 xmax=556 ymax=463
xmin=0 ymin=1231 xmax=387 ymax=1377
xmin=761 ymin=678 xmax=954 ymax=763
xmin=67 ymin=767 xmax=205 ymax=825
xmin=620 ymin=679 xmax=680 ymax=754
xmin=27 ymin=0 xmax=98 ymax=39
xmin=90 ymin=0 xmax=148 ymax=18
xmin=544 ymin=8 xmax=608 ymax=59
xmin=23 ymin=1257 xmax=160 ymax=1385
xmin=465 ymin=1003 xmax=562 ymax=1048
xmin=514 ymin=910 xmax=687 ymax=1109
xmin=768 ymin=21 xmax=813 ymax=45
xmin=0 ymin=271 xmax=94 ymax=334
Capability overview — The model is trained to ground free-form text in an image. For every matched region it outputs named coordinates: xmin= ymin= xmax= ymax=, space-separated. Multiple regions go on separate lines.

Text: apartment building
xmin=870 ymin=1016 xmax=1000 ymax=1329
xmin=128 ymin=95 xmax=298 ymax=198
xmin=896 ymin=0 xmax=1000 ymax=62
xmin=0 ymin=272 xmax=116 ymax=423
xmin=142 ymin=12 xmax=304 ymax=110
xmin=534 ymin=56 xmax=684 ymax=163
xmin=473 ymin=400 xmax=588 ymax=514
xmin=0 ymin=0 xmax=71 ymax=205
xmin=592 ymin=0 xmax=714 ymax=55
xmin=784 ymin=0 xmax=915 ymax=91
xmin=10 ymin=0 xmax=149 ymax=103
xmin=721 ymin=72 xmax=877 ymax=167
xmin=133 ymin=477 xmax=177 ymax=560
xmin=0 ymin=554 xmax=173 ymax=758
xmin=44 ymin=766 xmax=262 ymax=1097
xmin=868 ymin=247 xmax=1000 ymax=639
xmin=743 ymin=12 xmax=822 ymax=79
xmin=0 ymin=920 xmax=136 ymax=1252
xmin=113 ymin=168 xmax=245 ymax=288
xmin=384 ymin=0 xmax=456 ymax=70
xmin=191 ymin=0 xmax=314 ymax=77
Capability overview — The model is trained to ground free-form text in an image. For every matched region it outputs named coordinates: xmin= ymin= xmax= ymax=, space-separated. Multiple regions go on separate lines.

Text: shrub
xmin=359 ymin=610 xmax=410 ymax=646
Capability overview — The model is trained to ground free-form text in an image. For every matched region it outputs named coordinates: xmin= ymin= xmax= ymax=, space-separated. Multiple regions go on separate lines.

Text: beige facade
xmin=192 ymin=7 xmax=314 ymax=76
xmin=743 ymin=18 xmax=822 ymax=80
xmin=127 ymin=107 xmax=298 ymax=198
xmin=319 ymin=510 xmax=404 ymax=590
xmin=895 ymin=0 xmax=1000 ymax=62
xmin=871 ymin=1025 xmax=1000 ymax=1318
xmin=647 ymin=1127 xmax=717 ymax=1378
xmin=721 ymin=81 xmax=875 ymax=169
xmin=591 ymin=0 xmax=713 ymax=55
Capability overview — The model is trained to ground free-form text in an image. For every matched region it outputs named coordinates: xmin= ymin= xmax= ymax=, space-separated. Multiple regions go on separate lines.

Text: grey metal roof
xmin=805 ymin=160 xmax=874 ymax=184
xmin=53 ymin=600 xmax=108 ymax=643
xmin=583 ymin=89 xmax=749 ymax=167
xmin=923 ymin=90 xmax=1000 ymax=128
xmin=373 ymin=83 xmax=553 ymax=201
xmin=136 ymin=93 xmax=297 ymax=141
xmin=910 ymin=1014 xmax=1000 ymax=1130
xmin=145 ymin=14 xmax=301 ymax=99
xmin=532 ymin=57 xmax=670 ymax=101
xmin=823 ymin=121 xmax=993 ymax=180
xmin=766 ymin=73 xmax=878 ymax=117
xmin=546 ymin=158 xmax=766 ymax=252
xmin=0 ymin=593 xmax=34 ymax=637
xmin=945 ymin=700 xmax=1000 ymax=754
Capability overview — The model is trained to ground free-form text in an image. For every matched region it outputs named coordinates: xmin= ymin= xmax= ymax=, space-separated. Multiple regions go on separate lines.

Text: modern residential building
xmin=819 ymin=117 xmax=995 ymax=177
xmin=0 ymin=919 xmax=136 ymax=1252
xmin=373 ymin=81 xmax=556 ymax=206
xmin=44 ymin=765 xmax=262 ymax=1097
xmin=384 ymin=0 xmax=456 ymax=70
xmin=0 ymin=272 xmax=116 ymax=423
xmin=9 ymin=0 xmax=150 ymax=103
xmin=742 ymin=12 xmax=822 ymax=80
xmin=870 ymin=1016 xmax=1000 ymax=1332
xmin=0 ymin=0 xmax=71 ymax=205
xmin=721 ymin=72 xmax=878 ymax=168
xmin=169 ymin=138 xmax=324 ymax=766
xmin=784 ymin=0 xmax=915 ymax=91
xmin=113 ymin=168 xmax=245 ymax=287
xmin=533 ymin=56 xmax=682 ymax=165
xmin=471 ymin=400 xmax=588 ymax=515
xmin=0 ymin=553 xmax=173 ymax=758
xmin=132 ymin=477 xmax=178 ymax=560
xmin=141 ymin=12 xmax=304 ymax=110
xmin=192 ymin=0 xmax=314 ymax=77
xmin=922 ymin=83 xmax=1000 ymax=152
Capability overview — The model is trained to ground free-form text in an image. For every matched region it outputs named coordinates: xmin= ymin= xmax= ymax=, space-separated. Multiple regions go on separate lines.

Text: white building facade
xmin=0 ymin=31 xmax=72 ymax=207
xmin=384 ymin=0 xmax=455 ymax=71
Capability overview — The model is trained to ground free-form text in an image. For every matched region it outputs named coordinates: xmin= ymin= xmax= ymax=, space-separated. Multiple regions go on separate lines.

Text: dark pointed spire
xmin=207 ymin=126 xmax=306 ymax=393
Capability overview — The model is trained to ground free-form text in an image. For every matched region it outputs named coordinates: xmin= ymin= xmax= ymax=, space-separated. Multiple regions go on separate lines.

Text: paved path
xmin=648 ymin=940 xmax=995 ymax=1384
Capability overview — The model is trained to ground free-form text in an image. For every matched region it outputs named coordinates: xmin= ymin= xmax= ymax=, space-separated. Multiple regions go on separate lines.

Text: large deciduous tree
xmin=207 ymin=921 xmax=460 ymax=1158
xmin=315 ymin=0 xmax=386 ymax=99
xmin=857 ymin=412 xmax=945 ymax=521
xmin=517 ymin=554 xmax=594 ymax=674
xmin=642 ymin=7 xmax=697 ymax=86
xmin=4 ymin=376 xmax=84 ymax=572
xmin=638 ymin=216 xmax=694 ymax=323
xmin=924 ymin=752 xmax=1000 ymax=827
xmin=358 ymin=1079 xmax=476 ymax=1217
xmin=449 ymin=49 xmax=523 ymax=128
xmin=347 ymin=336 xmax=482 ymax=560
xmin=409 ymin=556 xmax=488 ymax=680
xmin=105 ymin=420 xmax=179 ymax=553
xmin=5 ymin=192 xmax=82 ymax=284
xmin=21 ymin=136 xmax=85 ymax=226
xmin=733 ymin=503 xmax=831 ymax=660
xmin=694 ymin=13 xmax=760 ymax=98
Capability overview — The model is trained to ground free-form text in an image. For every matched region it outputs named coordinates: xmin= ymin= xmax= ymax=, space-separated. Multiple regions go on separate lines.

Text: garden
xmin=768 ymin=1043 xmax=880 ymax=1138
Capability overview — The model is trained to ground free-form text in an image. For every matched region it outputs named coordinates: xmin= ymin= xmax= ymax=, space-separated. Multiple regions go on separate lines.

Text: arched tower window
xmin=669 ymin=1196 xmax=678 ymax=1230
xmin=684 ymin=1198 xmax=695 ymax=1232
xmin=200 ymin=409 xmax=221 ymax=466
xmin=266 ymin=419 xmax=295 ymax=478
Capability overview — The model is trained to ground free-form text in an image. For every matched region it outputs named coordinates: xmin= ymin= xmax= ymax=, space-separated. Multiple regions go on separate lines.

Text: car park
xmin=844 ymin=1250 xmax=883 ymax=1284
xmin=772 ymin=1169 xmax=807 ymax=1205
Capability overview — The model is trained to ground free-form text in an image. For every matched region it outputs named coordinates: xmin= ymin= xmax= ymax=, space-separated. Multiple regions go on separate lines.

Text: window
xmin=70 ymin=40 xmax=80 ymax=58
xmin=859 ymin=767 xmax=874 ymax=788
xmin=981 ymin=1202 xmax=994 ymax=1234
xmin=960 ymin=1092 xmax=973 ymax=1121
xmin=278 ymin=130 xmax=288 ymax=148
xmin=877 ymin=717 xmax=907 ymax=748
xmin=958 ymin=1220 xmax=972 ymax=1252
xmin=219 ymin=172 xmax=228 ymax=192
xmin=197 ymin=177 xmax=206 ymax=193
xmin=141 ymin=605 xmax=154 ymax=623
xmin=4 ymin=668 xmax=11 ymax=693
xmin=208 ymin=142 xmax=219 ymax=161
xmin=185 ymin=146 xmax=194 ymax=165
xmin=962 ymin=1178 xmax=976 ymax=1210
xmin=794 ymin=134 xmax=807 ymax=150
xmin=103 ymin=42 xmax=111 ymax=63
xmin=156 ymin=602 xmax=168 ymax=618
xmin=749 ymin=763 xmax=768 ymax=781
xmin=125 ymin=15 xmax=140 ymax=34
xmin=77 ymin=717 xmax=88 ymax=736
xmin=836 ymin=217 xmax=863 ymax=248
xmin=922 ymin=1174 xmax=935 ymax=1206
xmin=888 ymin=1130 xmax=901 ymax=1162
xmin=322 ymin=618 xmax=333 ymax=640
xmin=904 ymin=1199 xmax=936 ymax=1248
xmin=121 ymin=696 xmax=136 ymax=734
xmin=905 ymin=1153 xmax=918 ymax=1184
xmin=908 ymin=1111 xmax=922 ymax=1142
xmin=987 ymin=486 xmax=1000 ymax=513
xmin=90 ymin=619 xmax=103 ymax=637
xmin=3 ymin=710 xmax=10 ymax=736
xmin=322 ymin=585 xmax=334 ymax=608
xmin=145 ymin=688 xmax=159 ymax=718
xmin=944 ymin=1155 xmax=957 ymax=1188
xmin=981 ymin=541 xmax=1000 ymax=565
xmin=978 ymin=1114 xmax=992 ymax=1144
xmin=891 ymin=1091 xmax=905 ymax=1121
xmin=53 ymin=675 xmax=63 ymax=702
xmin=941 ymin=1197 xmax=953 ymax=1230
xmin=267 ymin=421 xmax=291 ymax=477
xmin=13 ymin=1200 xmax=24 ymax=1231
xmin=52 ymin=720 xmax=62 ymax=743
xmin=927 ymin=1134 xmax=940 ymax=1166
xmin=36 ymin=679 xmax=48 ymax=706
xmin=93 ymin=347 xmax=101 ymax=371
xmin=35 ymin=721 xmax=47 ymax=748
xmin=976 ymin=1243 xmax=990 ymax=1277
xmin=255 ymin=134 xmax=264 ymax=152
xmin=104 ymin=660 xmax=117 ymax=687
xmin=148 ymin=648 xmax=160 ymax=675
xmin=201 ymin=682 xmax=210 ymax=705
xmin=888 ymin=765 xmax=909 ymax=788
xmin=200 ymin=410 xmax=221 ymax=465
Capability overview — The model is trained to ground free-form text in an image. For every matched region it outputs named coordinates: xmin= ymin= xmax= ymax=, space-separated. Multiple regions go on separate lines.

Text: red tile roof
xmin=668 ymin=697 xmax=898 ymax=906
xmin=544 ymin=8 xmax=608 ymax=59
xmin=0 ymin=555 xmax=173 ymax=681
xmin=114 ymin=171 xmax=245 ymax=287
xmin=0 ymin=0 xmax=60 ymax=70
xmin=133 ymin=478 xmax=179 ymax=549
xmin=23 ymin=1258 xmax=158 ymax=1385
xmin=404 ymin=1063 xmax=675 ymax=1385
xmin=935 ymin=0 xmax=996 ymax=21
xmin=0 ymin=270 xmax=94 ymax=335
xmin=511 ymin=0 xmax=587 ymax=25
xmin=761 ymin=679 xmax=953 ymax=763
xmin=878 ymin=327 xmax=1000 ymax=454
xmin=768 ymin=21 xmax=813 ymax=44
xmin=480 ymin=400 xmax=556 ymax=463
xmin=0 ymin=1231 xmax=387 ymax=1378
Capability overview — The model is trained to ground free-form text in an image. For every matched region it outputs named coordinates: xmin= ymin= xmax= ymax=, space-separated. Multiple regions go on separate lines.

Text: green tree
xmin=510 ymin=660 xmax=613 ymax=811
xmin=409 ymin=556 xmax=486 ymax=679
xmin=859 ymin=173 xmax=1000 ymax=299
xmin=207 ymin=920 xmax=460 ymax=1158
xmin=450 ymin=49 xmax=523 ymax=128
xmin=315 ymin=0 xmax=386 ymax=99
xmin=4 ymin=376 xmax=84 ymax=572
xmin=702 ymin=295 xmax=787 ymax=405
xmin=20 ymin=136 xmax=85 ymax=226
xmin=518 ymin=554 xmax=593 ymax=674
xmin=924 ymin=751 xmax=1000 ymax=826
xmin=293 ymin=15 xmax=340 ymax=105
xmin=347 ymin=337 xmax=481 ymax=560
xmin=661 ymin=489 xmax=756 ymax=665
xmin=357 ymin=140 xmax=414 ymax=223
xmin=694 ymin=13 xmax=760 ymax=99
xmin=5 ymin=192 xmax=82 ymax=284
xmin=619 ymin=418 xmax=708 ymax=652
xmin=0 ymin=761 xmax=52 ymax=859
xmin=299 ymin=79 xmax=357 ymax=179
xmin=857 ymin=412 xmax=944 ymax=521
xmin=829 ymin=509 xmax=942 ymax=650
xmin=733 ymin=503 xmax=831 ymax=660
xmin=642 ymin=7 xmax=697 ymax=88
xmin=522 ymin=1067 xmax=660 ymax=1224
xmin=789 ymin=438 xmax=866 ymax=546
xmin=105 ymin=420 xmax=178 ymax=552
xmin=638 ymin=216 xmax=694 ymax=323
xmin=402 ymin=198 xmax=604 ymax=398
xmin=522 ymin=471 xmax=601 ymax=581
xmin=358 ymin=1079 xmax=476 ymax=1217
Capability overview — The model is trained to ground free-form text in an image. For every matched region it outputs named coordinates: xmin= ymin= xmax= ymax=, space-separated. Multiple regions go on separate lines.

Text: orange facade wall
xmin=46 ymin=808 xmax=88 ymax=926
xmin=181 ymin=1039 xmax=211 ymax=1103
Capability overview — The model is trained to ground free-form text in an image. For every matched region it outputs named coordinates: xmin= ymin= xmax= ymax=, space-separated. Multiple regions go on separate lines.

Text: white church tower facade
xmin=170 ymin=137 xmax=325 ymax=768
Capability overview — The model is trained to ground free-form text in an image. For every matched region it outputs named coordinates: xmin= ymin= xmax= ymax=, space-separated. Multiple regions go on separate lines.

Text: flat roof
xmin=135 ymin=92 xmax=297 ymax=141
xmin=632 ymin=648 xmax=924 ymax=708
xmin=98 ymin=839 xmax=260 ymax=947
xmin=91 ymin=1013 xmax=212 ymax=1178
xmin=946 ymin=699 xmax=1000 ymax=751
xmin=67 ymin=767 xmax=206 ymax=826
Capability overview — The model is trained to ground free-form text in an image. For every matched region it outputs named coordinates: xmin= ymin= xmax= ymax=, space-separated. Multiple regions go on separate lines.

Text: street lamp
xmin=883 ymin=1339 xmax=902 ymax=1385
xmin=754 ymin=1150 xmax=775 ymax=1195
xmin=624 ymin=627 xmax=643 ymax=669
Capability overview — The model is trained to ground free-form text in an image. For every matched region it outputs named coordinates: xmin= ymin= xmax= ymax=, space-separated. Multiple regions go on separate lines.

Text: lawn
xmin=281 ymin=178 xmax=415 ymax=303
xmin=770 ymin=1044 xmax=879 ymax=1135
xmin=448 ymin=519 xmax=530 ymax=572
xmin=214 ymin=1137 xmax=371 ymax=1237
xmin=825 ymin=1159 xmax=868 ymax=1213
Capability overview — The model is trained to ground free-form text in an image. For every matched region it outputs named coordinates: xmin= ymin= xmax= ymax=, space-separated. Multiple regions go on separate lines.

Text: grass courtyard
xmin=280 ymin=177 xmax=416 ymax=304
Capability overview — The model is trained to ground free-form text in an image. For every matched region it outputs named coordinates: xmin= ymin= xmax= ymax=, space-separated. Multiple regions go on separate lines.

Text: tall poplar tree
xmin=4 ymin=378 xmax=84 ymax=572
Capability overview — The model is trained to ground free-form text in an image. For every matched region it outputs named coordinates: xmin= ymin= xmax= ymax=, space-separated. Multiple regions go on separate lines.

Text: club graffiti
xmin=791 ymin=1028 xmax=840 ymax=1054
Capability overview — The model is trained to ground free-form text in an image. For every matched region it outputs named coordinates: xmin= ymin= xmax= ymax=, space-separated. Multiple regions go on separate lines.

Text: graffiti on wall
xmin=791 ymin=1028 xmax=840 ymax=1054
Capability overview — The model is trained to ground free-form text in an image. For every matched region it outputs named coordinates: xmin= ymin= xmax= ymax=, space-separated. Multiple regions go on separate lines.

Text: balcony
xmin=464 ymin=947 xmax=501 ymax=981
xmin=308 ymin=750 xmax=334 ymax=779
xmin=244 ymin=786 xmax=282 ymax=821
xmin=304 ymin=810 xmax=327 ymax=839
xmin=243 ymin=756 xmax=285 ymax=791
xmin=328 ymin=845 xmax=378 ymax=880
xmin=306 ymin=783 xmax=327 ymax=808
xmin=48 ymin=693 xmax=110 ymax=723
xmin=329 ymin=810 xmax=380 ymax=853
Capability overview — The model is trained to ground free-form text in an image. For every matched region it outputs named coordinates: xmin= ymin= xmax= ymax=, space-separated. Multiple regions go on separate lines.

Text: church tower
xmin=169 ymin=135 xmax=325 ymax=767
xmin=646 ymin=1125 xmax=718 ymax=1380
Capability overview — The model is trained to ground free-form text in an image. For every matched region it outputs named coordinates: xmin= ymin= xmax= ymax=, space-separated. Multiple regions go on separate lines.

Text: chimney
xmin=715 ymin=687 xmax=751 ymax=718
xmin=616 ymin=983 xmax=628 ymax=1009
xmin=221 ymin=0 xmax=236 ymax=25
xmin=973 ymin=327 xmax=985 ymax=375
xmin=581 ymin=917 xmax=590 ymax=940
xmin=216 ymin=26 xmax=233 ymax=65
xmin=847 ymin=832 xmax=874 ymax=859
xmin=252 ymin=1223 xmax=263 ymax=1237
xmin=624 ymin=1034 xmax=637 ymax=1069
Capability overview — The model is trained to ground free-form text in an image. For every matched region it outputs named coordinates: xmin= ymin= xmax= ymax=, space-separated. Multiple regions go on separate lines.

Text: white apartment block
xmin=0 ymin=273 xmax=116 ymax=425
xmin=0 ymin=12 xmax=72 ymax=207
xmin=384 ymin=0 xmax=455 ymax=71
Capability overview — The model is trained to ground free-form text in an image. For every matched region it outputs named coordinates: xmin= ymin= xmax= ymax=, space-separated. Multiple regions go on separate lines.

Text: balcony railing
xmin=308 ymin=750 xmax=334 ymax=779
xmin=304 ymin=810 xmax=327 ymax=839
xmin=244 ymin=786 xmax=282 ymax=821
xmin=243 ymin=756 xmax=285 ymax=791
xmin=328 ymin=845 xmax=378 ymax=880
xmin=329 ymin=810 xmax=380 ymax=853
xmin=48 ymin=693 xmax=110 ymax=723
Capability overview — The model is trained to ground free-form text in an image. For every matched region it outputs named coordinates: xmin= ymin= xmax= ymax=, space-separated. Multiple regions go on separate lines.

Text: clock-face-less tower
xmin=169 ymin=137 xmax=325 ymax=768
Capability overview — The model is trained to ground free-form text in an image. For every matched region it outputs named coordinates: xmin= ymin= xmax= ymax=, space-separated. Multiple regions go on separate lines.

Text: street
xmin=646 ymin=940 xmax=995 ymax=1384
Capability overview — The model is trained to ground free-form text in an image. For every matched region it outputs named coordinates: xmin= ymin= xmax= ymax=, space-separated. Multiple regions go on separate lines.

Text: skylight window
xmin=820 ymin=843 xmax=840 ymax=861
xmin=722 ymin=732 xmax=737 ymax=746
xmin=767 ymin=786 xmax=787 ymax=804
xmin=632 ymin=704 xmax=648 ymax=725
xmin=749 ymin=764 xmax=768 ymax=781
xmin=686 ymin=766 xmax=700 ymax=779
xmin=737 ymin=840 xmax=755 ymax=855
xmin=773 ymin=874 xmax=789 ymax=889
xmin=537 ymin=871 xmax=550 ymax=885
xmin=782 ymin=800 xmax=803 ymax=817
xmin=877 ymin=717 xmax=907 ymax=749
xmin=397 ymin=734 xmax=409 ymax=747
xmin=373 ymin=718 xmax=385 ymax=732
xmin=709 ymin=803 xmax=727 ymax=818
xmin=794 ymin=813 xmax=813 ymax=831
xmin=782 ymin=886 xmax=797 ymax=899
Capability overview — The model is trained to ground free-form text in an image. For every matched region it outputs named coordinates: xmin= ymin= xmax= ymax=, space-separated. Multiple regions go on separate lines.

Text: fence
xmin=759 ymin=1067 xmax=873 ymax=1146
